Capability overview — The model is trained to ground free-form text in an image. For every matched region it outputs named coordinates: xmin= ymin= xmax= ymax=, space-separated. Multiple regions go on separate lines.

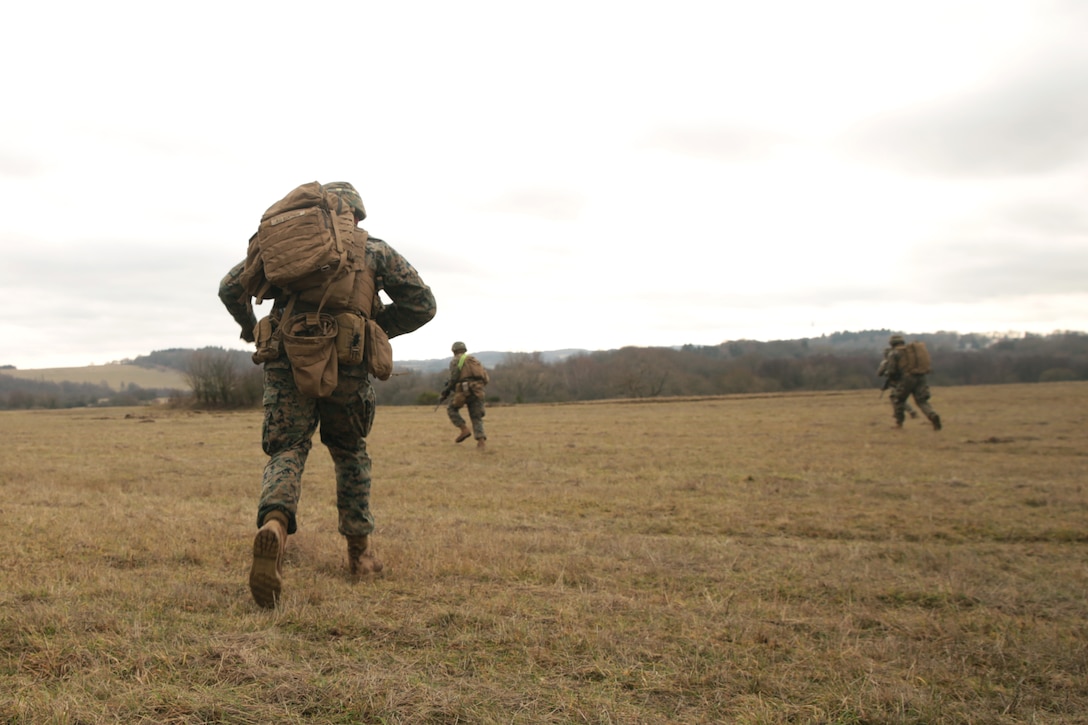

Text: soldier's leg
xmin=447 ymin=391 xmax=471 ymax=442
xmin=446 ymin=399 xmax=466 ymax=428
xmin=890 ymin=382 xmax=908 ymax=427
xmin=318 ymin=369 xmax=382 ymax=574
xmin=258 ymin=362 xmax=319 ymax=534
xmin=252 ymin=362 xmax=318 ymax=606
xmin=467 ymin=396 xmax=487 ymax=441
xmin=911 ymin=378 xmax=941 ymax=430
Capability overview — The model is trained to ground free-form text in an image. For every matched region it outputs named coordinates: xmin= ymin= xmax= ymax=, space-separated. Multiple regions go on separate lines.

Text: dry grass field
xmin=1 ymin=382 xmax=1085 ymax=724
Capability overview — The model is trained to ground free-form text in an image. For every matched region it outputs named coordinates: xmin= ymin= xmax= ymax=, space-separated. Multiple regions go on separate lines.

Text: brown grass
xmin=1 ymin=383 xmax=1085 ymax=724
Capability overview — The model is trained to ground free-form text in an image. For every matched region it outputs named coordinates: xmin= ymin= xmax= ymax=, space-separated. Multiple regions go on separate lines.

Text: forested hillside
xmin=3 ymin=330 xmax=1085 ymax=409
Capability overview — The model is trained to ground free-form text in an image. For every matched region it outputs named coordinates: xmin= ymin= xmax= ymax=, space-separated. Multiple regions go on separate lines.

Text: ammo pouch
xmin=334 ymin=312 xmax=366 ymax=366
xmin=282 ymin=312 xmax=339 ymax=397
xmin=251 ymin=315 xmax=282 ymax=364
xmin=332 ymin=313 xmax=393 ymax=380
xmin=365 ymin=319 xmax=394 ymax=381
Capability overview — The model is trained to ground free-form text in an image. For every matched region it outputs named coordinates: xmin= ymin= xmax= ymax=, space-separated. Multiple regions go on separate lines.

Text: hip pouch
xmin=334 ymin=312 xmax=366 ymax=366
xmin=282 ymin=312 xmax=339 ymax=397
xmin=251 ymin=315 xmax=283 ymax=364
xmin=365 ymin=319 xmax=394 ymax=381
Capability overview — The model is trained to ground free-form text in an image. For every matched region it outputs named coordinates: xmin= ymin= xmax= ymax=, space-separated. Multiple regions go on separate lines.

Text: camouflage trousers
xmin=257 ymin=360 xmax=376 ymax=537
xmin=447 ymin=381 xmax=487 ymax=440
xmin=890 ymin=374 xmax=938 ymax=426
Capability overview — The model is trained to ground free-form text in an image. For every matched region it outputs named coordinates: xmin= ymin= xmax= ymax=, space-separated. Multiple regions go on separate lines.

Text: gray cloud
xmin=912 ymin=199 xmax=1088 ymax=301
xmin=1 ymin=240 xmax=226 ymax=307
xmin=843 ymin=51 xmax=1088 ymax=177
xmin=913 ymin=238 xmax=1088 ymax=300
xmin=994 ymin=201 xmax=1088 ymax=236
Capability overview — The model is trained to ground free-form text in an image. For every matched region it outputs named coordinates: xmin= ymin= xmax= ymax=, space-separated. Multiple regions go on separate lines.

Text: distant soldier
xmin=881 ymin=334 xmax=942 ymax=430
xmin=441 ymin=341 xmax=489 ymax=449
xmin=877 ymin=347 xmax=917 ymax=419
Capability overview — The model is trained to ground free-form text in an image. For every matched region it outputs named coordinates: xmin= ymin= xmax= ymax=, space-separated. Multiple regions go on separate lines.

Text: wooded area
xmin=2 ymin=330 xmax=1086 ymax=409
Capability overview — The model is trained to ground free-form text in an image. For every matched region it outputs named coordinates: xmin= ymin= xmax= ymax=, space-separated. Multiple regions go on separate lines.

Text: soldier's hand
xmin=240 ymin=327 xmax=256 ymax=343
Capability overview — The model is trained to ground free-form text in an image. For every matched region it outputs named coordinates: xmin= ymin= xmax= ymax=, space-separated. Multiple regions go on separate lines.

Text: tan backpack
xmin=241 ymin=183 xmax=394 ymax=392
xmin=239 ymin=182 xmax=359 ymax=309
xmin=459 ymin=355 xmax=489 ymax=383
xmin=901 ymin=341 xmax=932 ymax=375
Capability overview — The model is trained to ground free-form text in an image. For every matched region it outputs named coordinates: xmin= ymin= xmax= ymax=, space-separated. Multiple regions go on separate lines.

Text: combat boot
xmin=931 ymin=414 xmax=942 ymax=431
xmin=476 ymin=438 xmax=486 ymax=450
xmin=455 ymin=425 xmax=472 ymax=443
xmin=249 ymin=510 xmax=288 ymax=609
xmin=347 ymin=535 xmax=384 ymax=575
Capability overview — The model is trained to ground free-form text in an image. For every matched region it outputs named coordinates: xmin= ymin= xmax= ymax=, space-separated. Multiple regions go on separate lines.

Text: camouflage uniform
xmin=219 ymin=235 xmax=436 ymax=539
xmin=443 ymin=343 xmax=489 ymax=444
xmin=876 ymin=348 xmax=916 ymax=418
xmin=882 ymin=336 xmax=942 ymax=430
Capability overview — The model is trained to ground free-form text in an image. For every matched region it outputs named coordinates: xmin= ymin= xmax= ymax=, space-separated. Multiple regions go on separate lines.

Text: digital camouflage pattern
xmin=259 ymin=361 xmax=375 ymax=536
xmin=325 ymin=181 xmax=366 ymax=221
xmin=445 ymin=350 xmax=489 ymax=441
xmin=883 ymin=341 xmax=942 ymax=430
xmin=219 ymin=233 xmax=436 ymax=537
xmin=877 ymin=347 xmax=916 ymax=418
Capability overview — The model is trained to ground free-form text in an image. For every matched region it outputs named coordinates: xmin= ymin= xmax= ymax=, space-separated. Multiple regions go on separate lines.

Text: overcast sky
xmin=3 ymin=0 xmax=1086 ymax=370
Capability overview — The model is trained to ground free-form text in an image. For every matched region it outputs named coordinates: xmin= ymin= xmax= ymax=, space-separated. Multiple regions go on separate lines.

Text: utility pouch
xmin=282 ymin=312 xmax=339 ymax=397
xmin=334 ymin=312 xmax=366 ymax=366
xmin=364 ymin=319 xmax=394 ymax=381
xmin=251 ymin=315 xmax=282 ymax=364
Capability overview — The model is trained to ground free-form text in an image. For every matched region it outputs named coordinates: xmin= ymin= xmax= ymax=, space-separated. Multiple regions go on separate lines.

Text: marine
xmin=880 ymin=334 xmax=942 ymax=431
xmin=219 ymin=181 xmax=436 ymax=607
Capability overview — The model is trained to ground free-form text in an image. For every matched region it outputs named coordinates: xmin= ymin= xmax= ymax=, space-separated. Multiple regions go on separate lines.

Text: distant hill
xmin=0 ymin=348 xmax=590 ymax=389
xmin=1 ymin=363 xmax=188 ymax=392
xmin=4 ymin=330 xmax=1084 ymax=394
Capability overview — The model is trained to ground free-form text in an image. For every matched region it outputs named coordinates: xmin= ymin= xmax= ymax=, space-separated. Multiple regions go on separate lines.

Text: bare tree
xmin=186 ymin=348 xmax=261 ymax=407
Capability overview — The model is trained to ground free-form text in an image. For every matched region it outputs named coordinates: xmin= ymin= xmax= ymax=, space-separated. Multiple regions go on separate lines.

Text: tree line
xmin=383 ymin=330 xmax=1087 ymax=406
xmin=3 ymin=330 xmax=1085 ymax=410
xmin=0 ymin=376 xmax=167 ymax=410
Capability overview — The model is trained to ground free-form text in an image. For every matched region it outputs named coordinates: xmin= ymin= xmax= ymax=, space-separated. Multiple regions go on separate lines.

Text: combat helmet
xmin=889 ymin=334 xmax=906 ymax=346
xmin=325 ymin=181 xmax=366 ymax=221
xmin=452 ymin=341 xmax=467 ymax=354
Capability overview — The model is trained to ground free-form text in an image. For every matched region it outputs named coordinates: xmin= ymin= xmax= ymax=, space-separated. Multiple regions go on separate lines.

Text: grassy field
xmin=1 ymin=382 xmax=1085 ymax=724
xmin=1 ymin=363 xmax=189 ymax=391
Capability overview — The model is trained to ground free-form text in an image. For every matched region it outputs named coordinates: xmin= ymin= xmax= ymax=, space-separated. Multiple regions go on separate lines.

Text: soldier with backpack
xmin=877 ymin=347 xmax=917 ymax=419
xmin=880 ymin=334 xmax=942 ymax=431
xmin=219 ymin=181 xmax=436 ymax=608
xmin=441 ymin=341 xmax=490 ymax=449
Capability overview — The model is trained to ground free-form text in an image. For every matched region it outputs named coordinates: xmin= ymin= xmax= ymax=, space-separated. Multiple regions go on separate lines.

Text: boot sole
xmin=249 ymin=528 xmax=282 ymax=609
xmin=350 ymin=556 xmax=384 ymax=576
xmin=455 ymin=433 xmax=472 ymax=443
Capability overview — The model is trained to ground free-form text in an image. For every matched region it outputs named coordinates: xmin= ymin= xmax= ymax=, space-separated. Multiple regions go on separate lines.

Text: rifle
xmin=434 ymin=388 xmax=451 ymax=412
xmin=879 ymin=377 xmax=891 ymax=399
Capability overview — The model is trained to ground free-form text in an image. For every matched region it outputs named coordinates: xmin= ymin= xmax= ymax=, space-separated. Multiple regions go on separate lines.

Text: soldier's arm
xmin=368 ymin=238 xmax=437 ymax=338
xmin=885 ymin=350 xmax=903 ymax=378
xmin=218 ymin=261 xmax=257 ymax=342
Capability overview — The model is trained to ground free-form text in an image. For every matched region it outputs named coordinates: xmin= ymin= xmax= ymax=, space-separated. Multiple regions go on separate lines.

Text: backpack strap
xmin=255 ymin=278 xmax=274 ymax=304
xmin=313 ymin=189 xmax=353 ymax=313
